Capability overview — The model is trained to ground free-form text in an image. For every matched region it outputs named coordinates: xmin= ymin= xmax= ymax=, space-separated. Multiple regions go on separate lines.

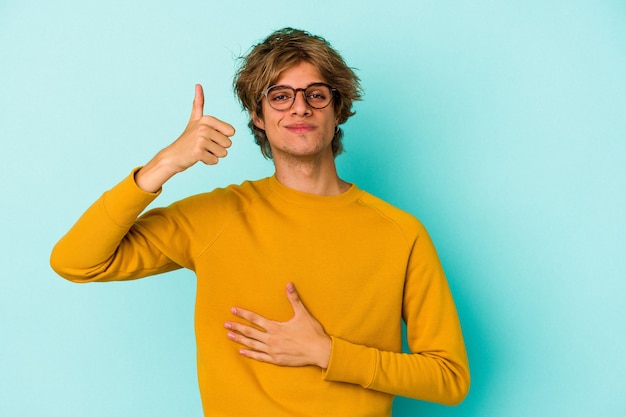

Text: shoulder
xmin=356 ymin=190 xmax=428 ymax=238
xmin=356 ymin=191 xmax=442 ymax=262
xmin=168 ymin=177 xmax=271 ymax=216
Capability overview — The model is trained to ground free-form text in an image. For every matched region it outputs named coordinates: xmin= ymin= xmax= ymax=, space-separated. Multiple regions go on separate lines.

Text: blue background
xmin=1 ymin=1 xmax=625 ymax=416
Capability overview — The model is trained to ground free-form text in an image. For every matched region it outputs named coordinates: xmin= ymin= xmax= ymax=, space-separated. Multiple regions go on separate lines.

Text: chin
xmin=273 ymin=144 xmax=333 ymax=160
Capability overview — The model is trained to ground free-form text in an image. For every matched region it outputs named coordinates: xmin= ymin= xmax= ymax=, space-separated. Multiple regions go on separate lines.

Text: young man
xmin=51 ymin=28 xmax=470 ymax=416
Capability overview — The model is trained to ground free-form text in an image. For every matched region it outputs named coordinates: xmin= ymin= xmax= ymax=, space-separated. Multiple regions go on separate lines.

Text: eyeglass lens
xmin=266 ymin=83 xmax=334 ymax=110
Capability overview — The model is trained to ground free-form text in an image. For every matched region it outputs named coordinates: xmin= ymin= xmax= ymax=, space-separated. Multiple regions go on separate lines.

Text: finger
xmin=230 ymin=307 xmax=269 ymax=329
xmin=200 ymin=115 xmax=236 ymax=138
xmin=225 ymin=321 xmax=267 ymax=342
xmin=198 ymin=152 xmax=219 ymax=166
xmin=198 ymin=126 xmax=233 ymax=151
xmin=238 ymin=349 xmax=274 ymax=364
xmin=204 ymin=141 xmax=228 ymax=159
xmin=285 ymin=282 xmax=306 ymax=315
xmin=190 ymin=84 xmax=205 ymax=122
xmin=226 ymin=328 xmax=267 ymax=349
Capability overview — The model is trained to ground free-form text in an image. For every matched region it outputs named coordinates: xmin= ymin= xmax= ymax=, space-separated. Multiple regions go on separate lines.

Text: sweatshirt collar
xmin=266 ymin=174 xmax=362 ymax=207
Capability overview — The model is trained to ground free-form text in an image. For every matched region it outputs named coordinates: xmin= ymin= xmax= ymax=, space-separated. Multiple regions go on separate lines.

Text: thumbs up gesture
xmin=135 ymin=84 xmax=236 ymax=192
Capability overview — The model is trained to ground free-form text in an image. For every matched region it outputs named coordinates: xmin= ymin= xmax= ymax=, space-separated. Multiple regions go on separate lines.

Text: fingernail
xmin=224 ymin=322 xmax=232 ymax=329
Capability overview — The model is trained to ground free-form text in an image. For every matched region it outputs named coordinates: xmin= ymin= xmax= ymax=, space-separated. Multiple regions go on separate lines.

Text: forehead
xmin=274 ymin=61 xmax=326 ymax=86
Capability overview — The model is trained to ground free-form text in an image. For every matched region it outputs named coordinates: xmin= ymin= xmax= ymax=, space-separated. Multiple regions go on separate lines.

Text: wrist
xmin=135 ymin=152 xmax=179 ymax=193
xmin=316 ymin=335 xmax=332 ymax=369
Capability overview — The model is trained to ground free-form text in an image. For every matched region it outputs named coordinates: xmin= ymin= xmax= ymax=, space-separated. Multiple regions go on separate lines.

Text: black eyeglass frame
xmin=263 ymin=82 xmax=337 ymax=111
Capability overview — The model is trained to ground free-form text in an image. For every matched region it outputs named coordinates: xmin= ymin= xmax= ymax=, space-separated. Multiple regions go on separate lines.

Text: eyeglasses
xmin=264 ymin=83 xmax=336 ymax=111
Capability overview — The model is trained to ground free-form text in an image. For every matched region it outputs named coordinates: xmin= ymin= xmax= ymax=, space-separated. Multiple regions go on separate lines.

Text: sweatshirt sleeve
xmin=50 ymin=169 xmax=182 ymax=282
xmin=322 ymin=226 xmax=470 ymax=406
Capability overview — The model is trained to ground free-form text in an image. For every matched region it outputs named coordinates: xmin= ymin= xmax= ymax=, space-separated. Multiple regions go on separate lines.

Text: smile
xmin=285 ymin=123 xmax=316 ymax=134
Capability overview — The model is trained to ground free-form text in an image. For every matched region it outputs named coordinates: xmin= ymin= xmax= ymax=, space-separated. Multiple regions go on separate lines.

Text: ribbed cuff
xmin=101 ymin=167 xmax=160 ymax=227
xmin=323 ymin=336 xmax=379 ymax=388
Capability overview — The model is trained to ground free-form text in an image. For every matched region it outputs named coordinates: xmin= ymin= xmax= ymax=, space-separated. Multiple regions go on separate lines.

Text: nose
xmin=291 ymin=89 xmax=312 ymax=115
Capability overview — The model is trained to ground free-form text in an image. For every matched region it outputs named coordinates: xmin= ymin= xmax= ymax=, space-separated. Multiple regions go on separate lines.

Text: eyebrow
xmin=269 ymin=82 xmax=329 ymax=89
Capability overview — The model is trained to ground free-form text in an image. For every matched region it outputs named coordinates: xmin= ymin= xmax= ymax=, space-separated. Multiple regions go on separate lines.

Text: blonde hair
xmin=234 ymin=28 xmax=362 ymax=159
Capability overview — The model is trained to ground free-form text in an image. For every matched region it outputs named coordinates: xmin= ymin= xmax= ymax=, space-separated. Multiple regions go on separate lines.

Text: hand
xmin=225 ymin=283 xmax=332 ymax=369
xmin=135 ymin=84 xmax=236 ymax=192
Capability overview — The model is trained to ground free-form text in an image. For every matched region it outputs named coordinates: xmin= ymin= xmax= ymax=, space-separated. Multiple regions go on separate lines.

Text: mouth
xmin=285 ymin=123 xmax=316 ymax=134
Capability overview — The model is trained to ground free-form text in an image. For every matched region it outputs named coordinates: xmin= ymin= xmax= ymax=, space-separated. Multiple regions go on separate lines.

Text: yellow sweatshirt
xmin=51 ymin=170 xmax=470 ymax=416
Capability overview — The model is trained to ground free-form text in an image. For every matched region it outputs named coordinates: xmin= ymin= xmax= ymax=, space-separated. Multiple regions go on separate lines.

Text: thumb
xmin=286 ymin=282 xmax=306 ymax=315
xmin=190 ymin=84 xmax=204 ymax=121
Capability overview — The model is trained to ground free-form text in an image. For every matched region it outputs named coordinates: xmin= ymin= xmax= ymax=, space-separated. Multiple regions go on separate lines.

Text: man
xmin=51 ymin=28 xmax=470 ymax=416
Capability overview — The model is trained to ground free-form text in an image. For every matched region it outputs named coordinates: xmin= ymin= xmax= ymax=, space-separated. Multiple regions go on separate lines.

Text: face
xmin=251 ymin=61 xmax=338 ymax=162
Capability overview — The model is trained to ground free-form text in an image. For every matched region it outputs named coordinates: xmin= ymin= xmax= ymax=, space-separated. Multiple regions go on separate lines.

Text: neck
xmin=272 ymin=153 xmax=349 ymax=196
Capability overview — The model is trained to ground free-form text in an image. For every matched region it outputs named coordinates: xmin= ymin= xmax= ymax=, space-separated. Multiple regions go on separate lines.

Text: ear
xmin=251 ymin=111 xmax=265 ymax=130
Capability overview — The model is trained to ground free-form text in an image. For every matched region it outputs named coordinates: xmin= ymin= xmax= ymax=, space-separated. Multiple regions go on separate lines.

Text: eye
xmin=268 ymin=88 xmax=293 ymax=103
xmin=306 ymin=85 xmax=331 ymax=103
xmin=308 ymin=92 xmax=326 ymax=100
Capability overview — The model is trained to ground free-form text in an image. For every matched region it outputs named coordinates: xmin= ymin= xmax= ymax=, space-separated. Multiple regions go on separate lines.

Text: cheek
xmin=328 ymin=112 xmax=339 ymax=129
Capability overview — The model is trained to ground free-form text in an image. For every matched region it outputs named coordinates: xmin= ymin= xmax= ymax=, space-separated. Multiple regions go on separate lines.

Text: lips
xmin=285 ymin=123 xmax=316 ymax=134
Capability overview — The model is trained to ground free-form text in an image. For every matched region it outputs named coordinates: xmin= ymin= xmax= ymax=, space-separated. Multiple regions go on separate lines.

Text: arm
xmin=49 ymin=170 xmax=171 ymax=282
xmin=324 ymin=232 xmax=470 ymax=405
xmin=224 ymin=235 xmax=470 ymax=406
xmin=50 ymin=85 xmax=235 ymax=282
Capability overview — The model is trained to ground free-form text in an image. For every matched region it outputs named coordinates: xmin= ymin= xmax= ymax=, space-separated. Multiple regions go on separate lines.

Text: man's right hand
xmin=135 ymin=84 xmax=236 ymax=193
